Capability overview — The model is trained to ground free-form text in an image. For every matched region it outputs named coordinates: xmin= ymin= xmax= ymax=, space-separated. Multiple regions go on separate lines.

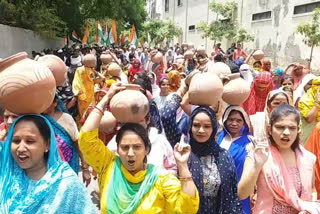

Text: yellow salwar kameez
xmin=72 ymin=66 xmax=95 ymax=116
xmin=79 ymin=129 xmax=199 ymax=214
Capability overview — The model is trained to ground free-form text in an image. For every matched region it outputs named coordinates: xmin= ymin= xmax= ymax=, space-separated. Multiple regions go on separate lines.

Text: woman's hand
xmin=315 ymin=89 xmax=320 ymax=104
xmin=174 ymin=135 xmax=191 ymax=165
xmin=253 ymin=137 xmax=269 ymax=167
xmin=82 ymin=169 xmax=91 ymax=187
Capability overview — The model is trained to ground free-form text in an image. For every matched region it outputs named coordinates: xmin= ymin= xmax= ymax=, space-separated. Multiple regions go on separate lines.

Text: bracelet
xmin=179 ymin=176 xmax=193 ymax=181
xmin=93 ymin=106 xmax=104 ymax=115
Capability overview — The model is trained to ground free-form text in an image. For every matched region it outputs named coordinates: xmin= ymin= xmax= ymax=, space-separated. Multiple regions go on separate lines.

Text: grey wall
xmin=0 ymin=24 xmax=63 ymax=59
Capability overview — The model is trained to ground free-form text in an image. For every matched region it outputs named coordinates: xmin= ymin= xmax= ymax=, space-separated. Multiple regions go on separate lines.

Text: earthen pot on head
xmin=252 ymin=50 xmax=264 ymax=61
xmin=109 ymin=84 xmax=149 ymax=123
xmin=207 ymin=61 xmax=231 ymax=79
xmin=37 ymin=54 xmax=67 ymax=86
xmin=222 ymin=73 xmax=250 ymax=105
xmin=0 ymin=52 xmax=56 ymax=114
xmin=151 ymin=51 xmax=163 ymax=64
xmin=107 ymin=62 xmax=121 ymax=77
xmin=184 ymin=50 xmax=194 ymax=59
xmin=100 ymin=52 xmax=113 ymax=65
xmin=83 ymin=54 xmax=97 ymax=68
xmin=189 ymin=72 xmax=223 ymax=107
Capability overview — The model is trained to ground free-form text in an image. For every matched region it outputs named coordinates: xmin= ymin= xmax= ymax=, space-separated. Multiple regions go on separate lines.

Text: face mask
xmin=254 ymin=67 xmax=262 ymax=72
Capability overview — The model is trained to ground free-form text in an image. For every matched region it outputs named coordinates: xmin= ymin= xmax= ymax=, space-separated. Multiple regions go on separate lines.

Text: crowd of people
xmin=0 ymin=40 xmax=320 ymax=214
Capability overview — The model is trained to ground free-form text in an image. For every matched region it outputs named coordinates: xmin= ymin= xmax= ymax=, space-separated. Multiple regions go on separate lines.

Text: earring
xmin=45 ymin=149 xmax=49 ymax=153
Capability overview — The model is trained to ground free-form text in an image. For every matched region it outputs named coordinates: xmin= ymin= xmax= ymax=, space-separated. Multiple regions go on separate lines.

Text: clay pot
xmin=253 ymin=50 xmax=264 ymax=60
xmin=207 ymin=61 xmax=231 ymax=79
xmin=184 ymin=50 xmax=194 ymax=59
xmin=100 ymin=53 xmax=113 ymax=64
xmin=110 ymin=84 xmax=149 ymax=123
xmin=99 ymin=111 xmax=117 ymax=134
xmin=197 ymin=46 xmax=206 ymax=56
xmin=108 ymin=63 xmax=121 ymax=77
xmin=37 ymin=54 xmax=67 ymax=86
xmin=189 ymin=72 xmax=223 ymax=106
xmin=185 ymin=69 xmax=200 ymax=87
xmin=151 ymin=52 xmax=163 ymax=64
xmin=222 ymin=73 xmax=251 ymax=105
xmin=0 ymin=52 xmax=56 ymax=114
xmin=181 ymin=42 xmax=188 ymax=50
xmin=83 ymin=54 xmax=97 ymax=68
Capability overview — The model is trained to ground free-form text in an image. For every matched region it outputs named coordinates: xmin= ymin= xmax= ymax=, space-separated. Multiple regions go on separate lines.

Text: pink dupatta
xmin=262 ymin=145 xmax=320 ymax=213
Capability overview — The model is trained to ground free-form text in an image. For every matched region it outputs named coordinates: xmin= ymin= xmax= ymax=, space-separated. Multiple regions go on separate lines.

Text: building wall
xmin=0 ymin=24 xmax=63 ymax=59
xmin=160 ymin=0 xmax=320 ymax=72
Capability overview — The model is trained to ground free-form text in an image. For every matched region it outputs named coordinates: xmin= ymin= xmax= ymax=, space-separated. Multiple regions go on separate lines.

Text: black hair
xmin=15 ymin=115 xmax=51 ymax=159
xmin=115 ymin=123 xmax=151 ymax=154
xmin=268 ymin=104 xmax=300 ymax=150
xmin=159 ymin=77 xmax=169 ymax=85
xmin=225 ymin=109 xmax=249 ymax=135
xmin=280 ymin=75 xmax=294 ymax=85
xmin=133 ymin=73 xmax=152 ymax=93
xmin=214 ymin=53 xmax=224 ymax=62
xmin=267 ymin=92 xmax=289 ymax=107
xmin=253 ymin=61 xmax=262 ymax=66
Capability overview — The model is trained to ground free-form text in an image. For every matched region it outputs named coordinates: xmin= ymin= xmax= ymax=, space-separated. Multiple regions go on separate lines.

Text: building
xmin=158 ymin=0 xmax=320 ymax=71
xmin=146 ymin=0 xmax=164 ymax=19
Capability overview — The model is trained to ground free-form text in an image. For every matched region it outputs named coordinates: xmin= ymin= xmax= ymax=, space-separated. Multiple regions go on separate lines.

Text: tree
xmin=139 ymin=19 xmax=182 ymax=47
xmin=296 ymin=8 xmax=320 ymax=66
xmin=199 ymin=0 xmax=254 ymax=44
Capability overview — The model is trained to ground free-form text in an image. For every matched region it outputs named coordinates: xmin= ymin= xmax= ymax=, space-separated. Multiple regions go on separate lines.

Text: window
xmin=252 ymin=11 xmax=271 ymax=21
xmin=165 ymin=0 xmax=169 ymax=12
xmin=294 ymin=1 xmax=320 ymax=15
xmin=189 ymin=25 xmax=195 ymax=31
xmin=178 ymin=0 xmax=182 ymax=7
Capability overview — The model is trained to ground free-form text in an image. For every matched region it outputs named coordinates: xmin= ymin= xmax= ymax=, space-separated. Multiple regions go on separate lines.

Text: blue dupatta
xmin=0 ymin=115 xmax=95 ymax=214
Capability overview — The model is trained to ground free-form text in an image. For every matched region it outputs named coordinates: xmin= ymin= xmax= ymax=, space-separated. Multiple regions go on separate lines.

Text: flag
xmin=103 ymin=24 xmax=109 ymax=46
xmin=111 ymin=20 xmax=117 ymax=43
xmin=121 ymin=34 xmax=125 ymax=46
xmin=109 ymin=29 xmax=114 ymax=45
xmin=162 ymin=34 xmax=168 ymax=50
xmin=147 ymin=32 xmax=151 ymax=48
xmin=72 ymin=30 xmax=81 ymax=43
xmin=63 ymin=36 xmax=67 ymax=47
xmin=125 ymin=35 xmax=129 ymax=46
xmin=96 ymin=21 xmax=104 ymax=44
xmin=82 ymin=26 xmax=89 ymax=44
xmin=129 ymin=25 xmax=138 ymax=47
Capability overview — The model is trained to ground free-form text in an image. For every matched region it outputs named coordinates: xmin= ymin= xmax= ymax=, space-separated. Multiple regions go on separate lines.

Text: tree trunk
xmin=309 ymin=45 xmax=314 ymax=70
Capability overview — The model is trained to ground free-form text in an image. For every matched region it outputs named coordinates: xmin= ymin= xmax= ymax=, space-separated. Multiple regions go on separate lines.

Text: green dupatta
xmin=106 ymin=157 xmax=159 ymax=214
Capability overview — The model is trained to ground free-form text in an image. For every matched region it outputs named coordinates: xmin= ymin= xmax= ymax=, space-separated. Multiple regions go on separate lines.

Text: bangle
xmin=93 ymin=106 xmax=104 ymax=115
xmin=179 ymin=176 xmax=193 ymax=181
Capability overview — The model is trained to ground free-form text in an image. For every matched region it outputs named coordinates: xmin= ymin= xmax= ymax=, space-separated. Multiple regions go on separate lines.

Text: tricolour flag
xmin=125 ymin=34 xmax=129 ymax=46
xmin=162 ymin=34 xmax=168 ymax=50
xmin=110 ymin=20 xmax=117 ymax=43
xmin=121 ymin=34 xmax=125 ymax=46
xmin=103 ymin=24 xmax=109 ymax=46
xmin=96 ymin=21 xmax=104 ymax=44
xmin=82 ymin=26 xmax=89 ymax=44
xmin=129 ymin=24 xmax=138 ymax=47
xmin=72 ymin=30 xmax=81 ymax=43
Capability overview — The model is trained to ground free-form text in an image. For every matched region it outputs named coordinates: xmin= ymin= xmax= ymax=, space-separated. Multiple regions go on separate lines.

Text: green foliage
xmin=296 ymin=8 xmax=320 ymax=48
xmin=199 ymin=0 xmax=254 ymax=43
xmin=139 ymin=19 xmax=182 ymax=46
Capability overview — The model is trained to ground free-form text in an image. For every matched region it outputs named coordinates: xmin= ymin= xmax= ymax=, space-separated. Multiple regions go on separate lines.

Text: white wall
xmin=0 ymin=24 xmax=63 ymax=59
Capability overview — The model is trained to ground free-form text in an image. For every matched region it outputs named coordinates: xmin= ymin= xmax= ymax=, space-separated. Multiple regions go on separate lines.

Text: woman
xmin=153 ymin=77 xmax=170 ymax=111
xmin=281 ymin=75 xmax=294 ymax=89
xmin=128 ymin=59 xmax=143 ymax=83
xmin=0 ymin=115 xmax=96 ymax=213
xmin=242 ymin=72 xmax=273 ymax=116
xmin=78 ymin=84 xmax=199 ymax=213
xmin=161 ymin=93 xmax=242 ymax=213
xmin=287 ymin=63 xmax=308 ymax=90
xmin=271 ymin=68 xmax=284 ymax=89
xmin=261 ymin=59 xmax=272 ymax=72
xmin=240 ymin=64 xmax=254 ymax=85
xmin=298 ymin=77 xmax=320 ymax=144
xmin=250 ymin=89 xmax=289 ymax=138
xmin=252 ymin=60 xmax=262 ymax=73
xmin=294 ymin=73 xmax=315 ymax=107
xmin=217 ymin=106 xmax=252 ymax=214
xmin=238 ymin=104 xmax=319 ymax=213
xmin=185 ymin=58 xmax=197 ymax=75
xmin=148 ymin=72 xmax=160 ymax=98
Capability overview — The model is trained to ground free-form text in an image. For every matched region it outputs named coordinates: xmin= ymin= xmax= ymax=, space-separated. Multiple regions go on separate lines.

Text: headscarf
xmin=167 ymin=70 xmax=181 ymax=92
xmin=294 ymin=73 xmax=315 ymax=106
xmin=242 ymin=72 xmax=273 ymax=115
xmin=188 ymin=106 xmax=242 ymax=213
xmin=0 ymin=115 xmax=95 ymax=213
xmin=148 ymin=72 xmax=160 ymax=98
xmin=262 ymin=59 xmax=271 ymax=72
xmin=185 ymin=58 xmax=196 ymax=75
xmin=253 ymin=60 xmax=262 ymax=72
xmin=299 ymin=77 xmax=320 ymax=122
xmin=292 ymin=64 xmax=308 ymax=90
xmin=234 ymin=59 xmax=244 ymax=67
xmin=128 ymin=59 xmax=143 ymax=81
xmin=240 ymin=64 xmax=253 ymax=85
xmin=272 ymin=68 xmax=284 ymax=89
